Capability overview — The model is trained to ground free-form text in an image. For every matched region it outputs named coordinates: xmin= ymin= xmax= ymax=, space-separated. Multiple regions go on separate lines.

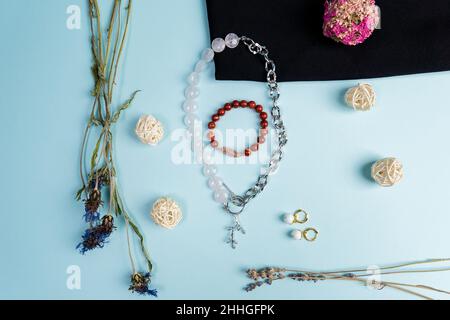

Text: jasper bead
xmin=223 ymin=147 xmax=239 ymax=158
xmin=206 ymin=100 xmax=268 ymax=160
xmin=260 ymin=120 xmax=268 ymax=129
xmin=260 ymin=112 xmax=268 ymax=120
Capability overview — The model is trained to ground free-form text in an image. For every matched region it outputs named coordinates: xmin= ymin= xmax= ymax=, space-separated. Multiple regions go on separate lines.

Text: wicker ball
xmin=151 ymin=197 xmax=182 ymax=229
xmin=345 ymin=84 xmax=376 ymax=111
xmin=371 ymin=158 xmax=403 ymax=187
xmin=135 ymin=115 xmax=164 ymax=146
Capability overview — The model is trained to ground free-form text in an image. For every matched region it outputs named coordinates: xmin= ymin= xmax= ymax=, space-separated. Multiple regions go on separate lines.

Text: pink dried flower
xmin=323 ymin=0 xmax=380 ymax=46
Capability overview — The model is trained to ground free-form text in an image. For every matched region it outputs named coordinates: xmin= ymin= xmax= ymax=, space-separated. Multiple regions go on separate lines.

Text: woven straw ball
xmin=371 ymin=158 xmax=403 ymax=187
xmin=345 ymin=83 xmax=376 ymax=111
xmin=135 ymin=115 xmax=164 ymax=146
xmin=151 ymin=197 xmax=182 ymax=229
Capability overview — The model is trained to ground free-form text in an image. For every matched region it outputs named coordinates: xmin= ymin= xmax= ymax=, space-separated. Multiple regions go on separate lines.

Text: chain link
xmin=224 ymin=36 xmax=288 ymax=215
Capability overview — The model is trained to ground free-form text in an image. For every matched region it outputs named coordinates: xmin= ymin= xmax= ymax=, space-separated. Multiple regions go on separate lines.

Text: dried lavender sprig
xmin=244 ymin=259 xmax=450 ymax=299
xmin=245 ymin=273 xmax=443 ymax=300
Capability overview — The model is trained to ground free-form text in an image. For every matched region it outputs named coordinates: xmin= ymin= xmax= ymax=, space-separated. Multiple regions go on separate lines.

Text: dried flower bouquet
xmin=76 ymin=0 xmax=156 ymax=296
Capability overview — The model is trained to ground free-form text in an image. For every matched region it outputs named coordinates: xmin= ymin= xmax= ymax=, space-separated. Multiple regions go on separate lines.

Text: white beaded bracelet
xmin=182 ymin=33 xmax=287 ymax=248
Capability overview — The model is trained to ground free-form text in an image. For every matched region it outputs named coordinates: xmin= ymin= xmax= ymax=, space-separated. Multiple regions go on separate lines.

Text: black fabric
xmin=206 ymin=0 xmax=450 ymax=82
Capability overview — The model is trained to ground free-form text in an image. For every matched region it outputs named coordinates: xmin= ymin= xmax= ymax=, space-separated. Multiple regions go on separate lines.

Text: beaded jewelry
xmin=291 ymin=228 xmax=319 ymax=241
xmin=182 ymin=34 xmax=288 ymax=248
xmin=207 ymin=100 xmax=269 ymax=158
xmin=283 ymin=209 xmax=309 ymax=225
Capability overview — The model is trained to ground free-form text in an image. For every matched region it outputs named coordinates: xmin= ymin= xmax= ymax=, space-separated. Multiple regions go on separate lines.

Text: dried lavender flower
xmin=244 ymin=283 xmax=257 ymax=292
xmin=247 ymin=269 xmax=259 ymax=280
xmin=83 ymin=189 xmax=103 ymax=223
xmin=77 ymin=215 xmax=116 ymax=254
xmin=129 ymin=272 xmax=158 ymax=297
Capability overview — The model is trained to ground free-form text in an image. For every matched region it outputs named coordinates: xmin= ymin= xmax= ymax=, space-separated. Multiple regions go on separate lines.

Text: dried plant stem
xmin=78 ymin=99 xmax=98 ymax=196
xmin=104 ymin=0 xmax=119 ymax=65
xmin=114 ymin=185 xmax=153 ymax=272
xmin=91 ymin=1 xmax=103 ymax=61
xmin=384 ymin=283 xmax=433 ymax=300
xmin=282 ymin=258 xmax=450 ymax=276
xmin=294 ymin=275 xmax=444 ymax=300
xmin=125 ymin=218 xmax=136 ymax=274
xmin=107 ymin=1 xmax=121 ymax=103
xmin=79 ymin=0 xmax=153 ymax=275
xmin=245 ymin=259 xmax=450 ymax=300
xmin=109 ymin=0 xmax=132 ymax=102
xmin=270 ymin=275 xmax=436 ymax=300
xmin=339 ymin=277 xmax=435 ymax=300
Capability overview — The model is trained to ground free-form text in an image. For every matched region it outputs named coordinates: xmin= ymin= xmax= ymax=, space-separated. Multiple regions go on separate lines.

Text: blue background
xmin=0 ymin=0 xmax=449 ymax=300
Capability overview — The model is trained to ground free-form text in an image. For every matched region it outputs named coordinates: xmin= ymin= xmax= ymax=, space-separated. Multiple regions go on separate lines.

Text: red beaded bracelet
xmin=207 ymin=100 xmax=269 ymax=158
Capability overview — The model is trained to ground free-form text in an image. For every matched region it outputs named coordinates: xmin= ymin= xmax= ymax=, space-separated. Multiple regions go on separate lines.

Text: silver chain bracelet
xmin=182 ymin=34 xmax=288 ymax=248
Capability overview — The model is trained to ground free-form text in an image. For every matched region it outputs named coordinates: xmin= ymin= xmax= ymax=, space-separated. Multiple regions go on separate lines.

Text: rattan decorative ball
xmin=345 ymin=83 xmax=376 ymax=111
xmin=371 ymin=158 xmax=403 ymax=187
xmin=151 ymin=197 xmax=182 ymax=229
xmin=135 ymin=115 xmax=164 ymax=146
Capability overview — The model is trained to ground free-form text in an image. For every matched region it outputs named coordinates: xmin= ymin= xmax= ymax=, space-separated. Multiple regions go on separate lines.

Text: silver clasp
xmin=224 ymin=194 xmax=246 ymax=215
